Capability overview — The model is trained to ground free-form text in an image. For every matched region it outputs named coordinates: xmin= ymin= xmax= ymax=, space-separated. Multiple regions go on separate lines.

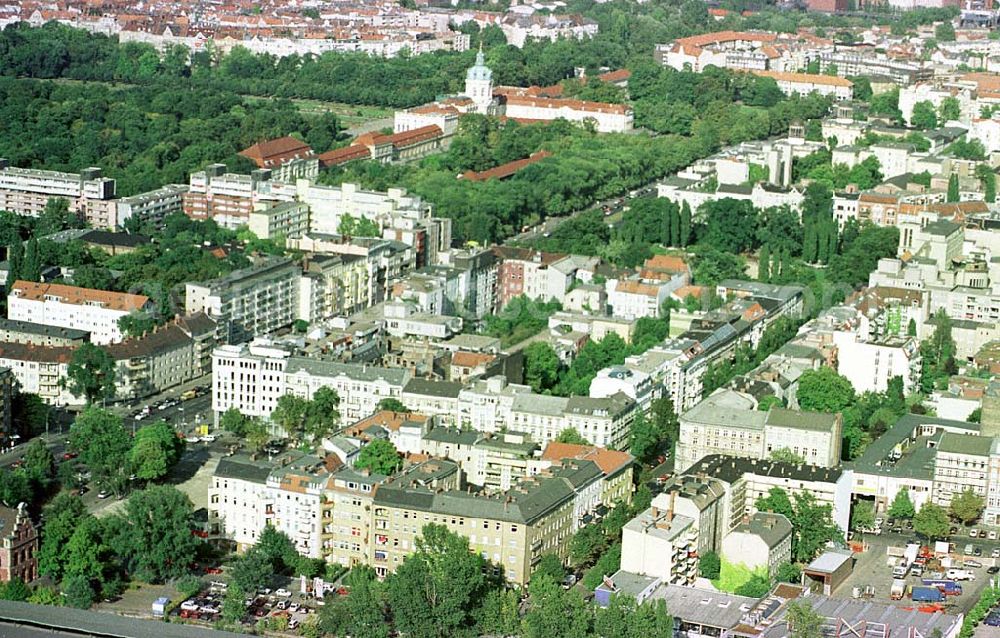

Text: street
xmin=508 ymin=184 xmax=657 ymax=245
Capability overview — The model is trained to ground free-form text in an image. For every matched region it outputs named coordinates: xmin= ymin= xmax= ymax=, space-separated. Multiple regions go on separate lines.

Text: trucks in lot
xmin=911 ymin=586 xmax=945 ymax=603
xmin=891 ymin=580 xmax=907 ymax=600
xmin=922 ymin=579 xmax=962 ymax=595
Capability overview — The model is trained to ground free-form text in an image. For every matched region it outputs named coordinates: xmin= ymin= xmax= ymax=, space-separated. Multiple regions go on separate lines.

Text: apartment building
xmin=322 ymin=467 xmax=386 ymax=568
xmin=818 ymin=51 xmax=931 ymax=86
xmin=297 ymin=181 xmax=450 ymax=269
xmin=620 ymin=494 xmax=699 ymax=585
xmin=114 ymin=184 xmax=188 ymax=227
xmin=0 ymin=161 xmax=117 ymax=228
xmin=247 ymin=201 xmax=310 ymax=241
xmin=751 ymin=70 xmax=854 ymax=100
xmin=7 ymin=280 xmax=152 ymax=345
xmin=267 ymin=453 xmax=329 ymax=559
xmin=298 ymin=254 xmax=370 ymax=321
xmin=186 ymin=257 xmax=300 ymax=343
xmin=589 ymin=367 xmax=655 ymax=412
xmin=492 ymin=247 xmax=598 ymax=308
xmin=499 ymin=94 xmax=633 ymax=133
xmin=106 ymin=317 xmax=217 ymax=400
xmin=284 ymin=358 xmax=410 ymax=427
xmin=675 ymin=389 xmax=842 ymax=473
xmin=507 ymin=392 xmax=637 ymax=450
xmin=182 ymin=164 xmax=295 ymax=229
xmin=932 ymin=432 xmax=989 ymax=507
xmin=0 ymin=318 xmax=89 ymax=347
xmin=212 ymin=340 xmax=412 ymax=427
xmin=689 ymin=454 xmax=853 ymax=533
xmin=209 ymin=455 xmax=274 ymax=552
xmin=833 ymin=330 xmax=920 ymax=394
xmin=371 ymin=461 xmax=577 ymax=586
xmin=607 ymin=279 xmax=671 ymax=320
xmin=540 ymin=442 xmax=635 ymax=507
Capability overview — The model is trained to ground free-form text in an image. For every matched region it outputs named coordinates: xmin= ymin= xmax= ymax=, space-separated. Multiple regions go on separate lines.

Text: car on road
xmin=97 ymin=490 xmax=111 ymax=499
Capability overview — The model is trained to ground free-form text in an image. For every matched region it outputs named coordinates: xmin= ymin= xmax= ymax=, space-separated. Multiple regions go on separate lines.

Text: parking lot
xmin=174 ymin=580 xmax=331 ymax=631
xmin=836 ymin=531 xmax=1000 ymax=616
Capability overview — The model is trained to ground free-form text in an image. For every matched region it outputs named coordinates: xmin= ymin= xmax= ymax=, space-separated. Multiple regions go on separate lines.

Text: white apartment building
xmin=497 ymin=389 xmax=636 ymax=450
xmin=620 ymin=493 xmax=699 ymax=585
xmin=0 ymin=162 xmax=118 ymax=228
xmin=209 ymin=456 xmax=272 ymax=552
xmin=247 ymin=201 xmax=310 ymax=240
xmin=183 ymin=165 xmax=296 ymax=229
xmin=753 ymin=70 xmax=854 ymax=101
xmin=7 ymin=280 xmax=152 ymax=345
xmin=502 ymin=96 xmax=634 ymax=133
xmin=833 ymin=330 xmax=920 ymax=394
xmin=297 ymin=181 xmax=428 ymax=237
xmin=589 ymin=366 xmax=656 ymax=412
xmin=607 ymin=279 xmax=671 ymax=320
xmin=186 ymin=258 xmax=301 ymax=344
xmin=212 ymin=340 xmax=412 ymax=427
xmin=932 ymin=431 xmax=989 ymax=507
xmin=115 ymin=184 xmax=188 ymax=227
xmin=0 ymin=343 xmax=80 ymax=406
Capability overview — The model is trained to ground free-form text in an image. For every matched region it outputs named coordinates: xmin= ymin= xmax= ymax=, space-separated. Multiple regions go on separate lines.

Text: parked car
xmin=965 ymin=560 xmax=984 ymax=568
xmin=201 ymin=434 xmax=217 ymax=443
xmin=971 ymin=529 xmax=979 ymax=538
xmin=275 ymin=589 xmax=292 ymax=598
xmin=187 ymin=436 xmax=201 ymax=444
xmin=975 ymin=546 xmax=984 ymax=556
xmin=993 ymin=547 xmax=1000 ymax=559
xmin=991 ymin=531 xmax=999 ymax=541
xmin=988 ymin=566 xmax=999 ymax=575
xmin=97 ymin=490 xmax=111 ymax=499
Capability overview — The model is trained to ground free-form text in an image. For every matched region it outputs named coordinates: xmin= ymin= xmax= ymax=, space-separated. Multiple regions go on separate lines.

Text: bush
xmin=776 ymin=562 xmax=801 ymax=584
xmin=735 ymin=574 xmax=773 ymax=598
xmin=700 ymin=551 xmax=721 ymax=579
xmin=175 ymin=575 xmax=203 ymax=599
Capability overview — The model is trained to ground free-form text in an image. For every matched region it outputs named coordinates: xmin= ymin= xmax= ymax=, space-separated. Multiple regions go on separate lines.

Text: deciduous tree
xmin=355 ymin=439 xmax=401 ymax=476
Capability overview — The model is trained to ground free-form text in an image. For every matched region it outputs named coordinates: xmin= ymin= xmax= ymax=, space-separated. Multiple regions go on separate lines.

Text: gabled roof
xmin=239 ymin=136 xmax=314 ymax=168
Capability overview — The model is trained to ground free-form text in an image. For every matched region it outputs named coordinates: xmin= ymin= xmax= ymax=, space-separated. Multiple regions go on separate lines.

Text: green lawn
xmin=711 ymin=558 xmax=766 ymax=593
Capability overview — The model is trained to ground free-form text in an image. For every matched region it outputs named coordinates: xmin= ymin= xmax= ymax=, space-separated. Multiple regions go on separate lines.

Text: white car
xmin=289 ymin=603 xmax=299 ymax=612
xmin=275 ymin=588 xmax=292 ymax=598
xmin=992 ymin=548 xmax=1000 ymax=559
xmin=186 ymin=436 xmax=200 ymax=444
xmin=180 ymin=600 xmax=200 ymax=612
xmin=201 ymin=434 xmax=217 ymax=443
xmin=970 ymin=529 xmax=979 ymax=538
xmin=97 ymin=490 xmax=111 ymax=499
xmin=990 ymin=531 xmax=998 ymax=541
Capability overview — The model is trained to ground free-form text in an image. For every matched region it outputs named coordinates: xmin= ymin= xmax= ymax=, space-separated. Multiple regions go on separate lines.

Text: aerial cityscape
xmin=5 ymin=0 xmax=1000 ymax=636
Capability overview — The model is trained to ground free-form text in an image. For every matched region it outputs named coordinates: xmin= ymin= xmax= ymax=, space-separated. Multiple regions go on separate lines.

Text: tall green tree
xmin=113 ymin=485 xmax=200 ymax=582
xmin=523 ymin=342 xmax=561 ymax=393
xmin=5 ymin=241 xmax=22 ymax=290
xmin=920 ymin=308 xmax=956 ymax=393
xmin=68 ymin=407 xmax=131 ymax=496
xmin=521 ymin=574 xmax=592 ymax=638
xmin=37 ymin=492 xmax=87 ymax=580
xmin=355 ymin=439 xmax=401 ymax=476
xmin=21 ymin=237 xmax=41 ymax=283
xmin=911 ymin=101 xmax=938 ymax=130
xmin=129 ymin=421 xmax=184 ymax=481
xmin=949 ymin=488 xmax=985 ymax=525
xmin=888 ymin=489 xmax=916 ymax=520
xmin=65 ymin=343 xmax=116 ymax=404
xmin=796 ymin=367 xmax=855 ymax=413
xmin=947 ymin=173 xmax=960 ymax=203
xmin=913 ymin=501 xmax=950 ymax=539
xmin=386 ymin=524 xmax=489 ymax=638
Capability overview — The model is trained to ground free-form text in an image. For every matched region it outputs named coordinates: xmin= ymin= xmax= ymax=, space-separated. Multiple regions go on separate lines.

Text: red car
xmin=204 ymin=567 xmax=223 ymax=575
xmin=61 ymin=452 xmax=78 ymax=461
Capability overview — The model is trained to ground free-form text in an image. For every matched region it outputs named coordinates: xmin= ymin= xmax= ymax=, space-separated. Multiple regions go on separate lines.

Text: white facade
xmin=832 ymin=330 xmax=920 ymax=394
xmin=589 ymin=366 xmax=655 ymax=412
xmin=7 ymin=281 xmax=150 ymax=345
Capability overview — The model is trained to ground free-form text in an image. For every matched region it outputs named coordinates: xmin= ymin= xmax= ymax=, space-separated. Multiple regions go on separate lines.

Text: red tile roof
xmin=317 ymin=145 xmax=371 ymax=168
xmin=10 ymin=280 xmax=150 ymax=313
xmin=541 ymin=441 xmax=633 ymax=475
xmin=461 ymin=151 xmax=552 ymax=182
xmin=239 ymin=136 xmax=314 ymax=169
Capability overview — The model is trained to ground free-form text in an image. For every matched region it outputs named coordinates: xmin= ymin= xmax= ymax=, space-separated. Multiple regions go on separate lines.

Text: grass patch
xmin=711 ymin=558 xmax=767 ymax=593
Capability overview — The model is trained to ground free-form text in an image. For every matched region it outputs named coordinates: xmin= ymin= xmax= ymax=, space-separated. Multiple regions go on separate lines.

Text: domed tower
xmin=464 ymin=45 xmax=493 ymax=113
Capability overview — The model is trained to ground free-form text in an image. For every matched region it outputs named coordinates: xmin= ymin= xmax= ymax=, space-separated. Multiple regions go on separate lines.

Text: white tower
xmin=464 ymin=45 xmax=493 ymax=114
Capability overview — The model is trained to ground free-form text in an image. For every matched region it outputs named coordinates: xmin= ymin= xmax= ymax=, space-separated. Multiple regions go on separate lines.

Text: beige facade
xmin=371 ymin=461 xmax=576 ymax=586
